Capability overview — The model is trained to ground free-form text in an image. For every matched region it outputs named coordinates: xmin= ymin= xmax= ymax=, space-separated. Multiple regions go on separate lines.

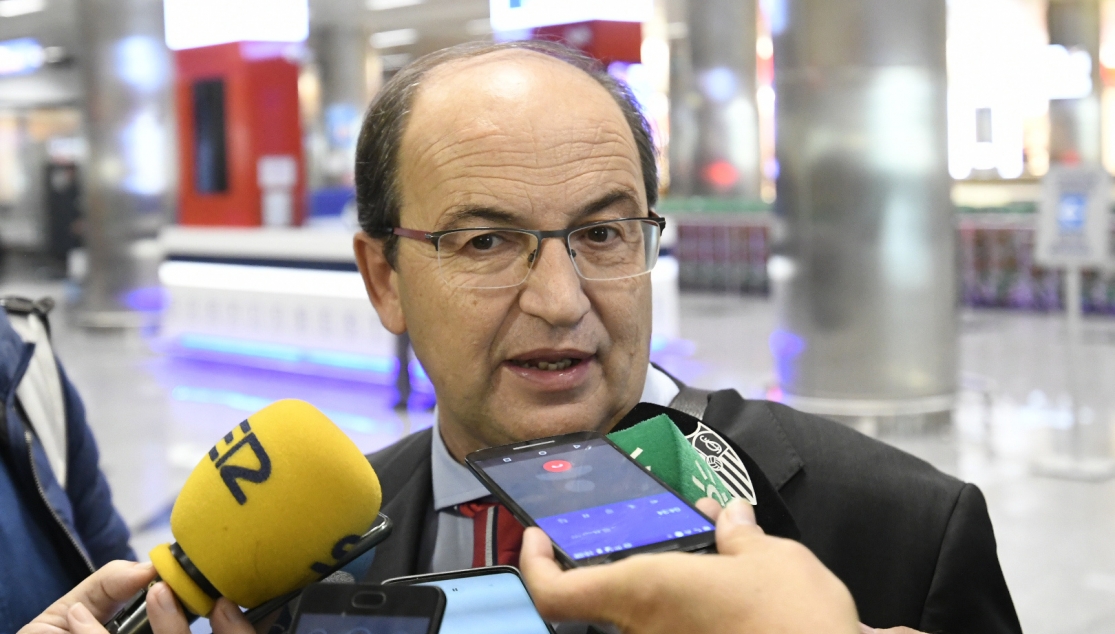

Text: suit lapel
xmin=362 ymin=430 xmax=435 ymax=583
xmin=704 ymin=389 xmax=804 ymax=490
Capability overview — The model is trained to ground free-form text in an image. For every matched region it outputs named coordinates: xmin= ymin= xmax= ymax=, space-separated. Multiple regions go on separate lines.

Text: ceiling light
xmin=0 ymin=0 xmax=46 ymax=18
xmin=370 ymin=28 xmax=418 ymax=49
xmin=0 ymin=37 xmax=44 ymax=76
xmin=163 ymin=0 xmax=308 ymax=51
xmin=366 ymin=0 xmax=422 ymax=10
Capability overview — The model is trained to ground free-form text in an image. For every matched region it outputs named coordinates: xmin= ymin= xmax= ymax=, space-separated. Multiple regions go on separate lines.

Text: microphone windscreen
xmin=160 ymin=399 xmax=382 ymax=613
xmin=608 ymin=414 xmax=732 ymax=506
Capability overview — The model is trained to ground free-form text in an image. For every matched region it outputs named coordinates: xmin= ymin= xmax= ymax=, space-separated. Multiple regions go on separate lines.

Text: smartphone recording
xmin=467 ymin=432 xmax=716 ymax=566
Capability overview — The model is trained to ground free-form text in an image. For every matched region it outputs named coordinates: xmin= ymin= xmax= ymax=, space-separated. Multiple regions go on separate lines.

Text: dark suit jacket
xmin=363 ymin=390 xmax=1022 ymax=634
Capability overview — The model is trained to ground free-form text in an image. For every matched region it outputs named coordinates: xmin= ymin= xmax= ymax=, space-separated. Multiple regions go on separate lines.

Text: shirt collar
xmin=430 ymin=363 xmax=679 ymax=511
xmin=430 ymin=420 xmax=492 ymax=511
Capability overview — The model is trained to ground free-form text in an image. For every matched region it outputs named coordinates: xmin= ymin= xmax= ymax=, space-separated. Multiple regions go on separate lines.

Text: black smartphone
xmin=466 ymin=431 xmax=717 ymax=568
xmin=290 ymin=583 xmax=445 ymax=634
xmin=243 ymin=513 xmax=393 ymax=625
xmin=385 ymin=566 xmax=555 ymax=634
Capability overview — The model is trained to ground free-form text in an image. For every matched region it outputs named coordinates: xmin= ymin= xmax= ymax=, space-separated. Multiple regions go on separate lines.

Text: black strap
xmin=669 ymin=385 xmax=713 ymax=421
xmin=0 ymin=296 xmax=55 ymax=337
xmin=170 ymin=542 xmax=222 ymax=599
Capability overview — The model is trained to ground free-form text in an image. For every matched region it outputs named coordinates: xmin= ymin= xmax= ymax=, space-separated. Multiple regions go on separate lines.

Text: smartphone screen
xmin=470 ymin=436 xmax=714 ymax=562
xmin=394 ymin=569 xmax=553 ymax=634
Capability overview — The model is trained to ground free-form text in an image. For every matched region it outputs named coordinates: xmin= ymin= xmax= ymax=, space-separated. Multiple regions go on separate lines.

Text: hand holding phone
xmin=466 ymin=432 xmax=716 ymax=568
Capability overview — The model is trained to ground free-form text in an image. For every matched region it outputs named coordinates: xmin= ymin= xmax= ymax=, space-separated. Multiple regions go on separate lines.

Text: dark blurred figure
xmin=0 ymin=297 xmax=133 ymax=633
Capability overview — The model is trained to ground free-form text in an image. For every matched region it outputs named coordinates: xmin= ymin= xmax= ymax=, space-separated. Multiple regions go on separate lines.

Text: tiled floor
xmin=3 ymin=274 xmax=1113 ymax=634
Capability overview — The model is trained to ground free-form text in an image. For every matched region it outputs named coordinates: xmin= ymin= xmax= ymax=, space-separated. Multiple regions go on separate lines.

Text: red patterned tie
xmin=457 ymin=501 xmax=525 ymax=568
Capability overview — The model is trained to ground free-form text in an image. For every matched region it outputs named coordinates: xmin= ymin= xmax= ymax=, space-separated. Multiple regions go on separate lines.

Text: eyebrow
xmin=438 ymin=188 xmax=643 ymax=230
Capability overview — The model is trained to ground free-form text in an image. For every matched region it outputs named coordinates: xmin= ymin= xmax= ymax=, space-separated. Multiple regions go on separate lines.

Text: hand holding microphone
xmin=18 ymin=561 xmax=254 ymax=634
xmin=23 ymin=399 xmax=387 ymax=634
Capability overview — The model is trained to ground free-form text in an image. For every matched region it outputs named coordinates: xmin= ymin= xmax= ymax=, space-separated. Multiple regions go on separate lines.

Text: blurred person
xmin=0 ymin=298 xmax=134 ymax=633
xmin=351 ymin=40 xmax=1020 ymax=633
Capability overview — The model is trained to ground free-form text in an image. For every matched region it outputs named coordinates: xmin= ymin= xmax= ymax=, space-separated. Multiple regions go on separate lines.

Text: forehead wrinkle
xmin=409 ymin=146 xmax=643 ymax=226
xmin=411 ymin=116 xmax=636 ymax=169
xmin=398 ymin=51 xmax=646 ymax=225
xmin=411 ymin=127 xmax=640 ymax=190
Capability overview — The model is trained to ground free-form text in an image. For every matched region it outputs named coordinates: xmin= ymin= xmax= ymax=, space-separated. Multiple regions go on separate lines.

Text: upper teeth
xmin=519 ymin=359 xmax=574 ymax=371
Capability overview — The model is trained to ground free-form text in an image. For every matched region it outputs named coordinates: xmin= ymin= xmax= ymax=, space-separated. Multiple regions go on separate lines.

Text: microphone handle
xmin=104 ymin=579 xmax=198 ymax=634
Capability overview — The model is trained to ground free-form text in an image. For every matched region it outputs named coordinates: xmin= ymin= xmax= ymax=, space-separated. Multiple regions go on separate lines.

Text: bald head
xmin=354 ymin=40 xmax=657 ymax=260
xmin=397 ymin=50 xmax=646 ymax=231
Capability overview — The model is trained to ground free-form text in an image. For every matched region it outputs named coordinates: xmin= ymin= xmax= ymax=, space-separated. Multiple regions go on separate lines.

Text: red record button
xmin=543 ymin=459 xmax=572 ymax=472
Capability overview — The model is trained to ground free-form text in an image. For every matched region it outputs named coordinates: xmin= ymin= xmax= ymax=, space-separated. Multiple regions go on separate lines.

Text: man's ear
xmin=354 ymin=231 xmax=407 ymax=335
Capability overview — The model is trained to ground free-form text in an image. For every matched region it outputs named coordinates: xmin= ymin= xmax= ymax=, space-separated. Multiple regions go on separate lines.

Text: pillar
xmin=772 ymin=0 xmax=956 ymax=421
xmin=316 ymin=25 xmax=368 ymax=187
xmin=668 ymin=0 xmax=761 ymax=199
xmin=1048 ymin=0 xmax=1102 ymax=165
xmin=75 ymin=0 xmax=173 ymax=327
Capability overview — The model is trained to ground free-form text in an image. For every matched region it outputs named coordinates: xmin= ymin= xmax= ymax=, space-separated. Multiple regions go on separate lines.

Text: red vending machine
xmin=532 ymin=20 xmax=642 ymax=65
xmin=174 ymin=42 xmax=304 ymax=226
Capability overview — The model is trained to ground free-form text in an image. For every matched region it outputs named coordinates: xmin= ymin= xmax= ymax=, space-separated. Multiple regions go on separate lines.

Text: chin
xmin=499 ymin=400 xmax=614 ymax=443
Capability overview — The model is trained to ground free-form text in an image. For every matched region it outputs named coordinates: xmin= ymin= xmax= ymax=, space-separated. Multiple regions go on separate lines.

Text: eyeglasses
xmin=378 ymin=215 xmax=666 ymax=289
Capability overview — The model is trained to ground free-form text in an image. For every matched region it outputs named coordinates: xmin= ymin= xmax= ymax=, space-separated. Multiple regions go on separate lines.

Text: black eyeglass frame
xmin=376 ymin=212 xmax=667 ymax=253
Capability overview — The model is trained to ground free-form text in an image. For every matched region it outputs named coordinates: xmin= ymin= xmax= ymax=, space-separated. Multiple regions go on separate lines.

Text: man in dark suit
xmin=351 ymin=40 xmax=1022 ymax=633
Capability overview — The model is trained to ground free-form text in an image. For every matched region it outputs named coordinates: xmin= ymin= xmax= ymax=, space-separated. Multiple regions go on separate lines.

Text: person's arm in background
xmin=58 ymin=366 xmax=136 ymax=564
xmin=520 ymin=499 xmax=862 ymax=634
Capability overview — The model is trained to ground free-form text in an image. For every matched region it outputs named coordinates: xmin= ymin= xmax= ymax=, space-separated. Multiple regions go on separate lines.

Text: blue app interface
xmin=415 ymin=572 xmax=551 ymax=634
xmin=295 ymin=612 xmax=430 ymax=634
xmin=476 ymin=439 xmax=713 ymax=559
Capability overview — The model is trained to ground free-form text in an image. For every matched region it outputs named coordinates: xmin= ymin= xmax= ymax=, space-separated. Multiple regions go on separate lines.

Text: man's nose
xmin=518 ymin=238 xmax=591 ymax=327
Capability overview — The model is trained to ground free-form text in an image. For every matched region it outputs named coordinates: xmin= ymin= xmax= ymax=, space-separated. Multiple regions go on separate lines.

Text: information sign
xmin=1035 ymin=165 xmax=1111 ymax=268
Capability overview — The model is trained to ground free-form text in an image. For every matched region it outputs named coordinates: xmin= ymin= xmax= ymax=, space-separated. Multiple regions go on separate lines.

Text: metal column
xmin=1048 ymin=0 xmax=1102 ymax=165
xmin=75 ymin=0 xmax=173 ymax=327
xmin=771 ymin=0 xmax=956 ymax=422
xmin=317 ymin=25 xmax=368 ymax=187
xmin=668 ymin=0 xmax=760 ymax=199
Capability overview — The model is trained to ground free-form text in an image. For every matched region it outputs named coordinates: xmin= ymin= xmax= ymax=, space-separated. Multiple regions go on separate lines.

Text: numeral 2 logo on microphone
xmin=208 ymin=421 xmax=272 ymax=505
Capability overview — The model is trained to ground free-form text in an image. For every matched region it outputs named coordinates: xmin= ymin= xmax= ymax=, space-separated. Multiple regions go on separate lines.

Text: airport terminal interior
xmin=2 ymin=0 xmax=1115 ymax=633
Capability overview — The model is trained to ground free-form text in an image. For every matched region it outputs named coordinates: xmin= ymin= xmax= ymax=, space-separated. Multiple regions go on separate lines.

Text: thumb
xmin=520 ymin=527 xmax=646 ymax=625
xmin=67 ymin=603 xmax=108 ymax=634
xmin=714 ymin=499 xmax=764 ymax=556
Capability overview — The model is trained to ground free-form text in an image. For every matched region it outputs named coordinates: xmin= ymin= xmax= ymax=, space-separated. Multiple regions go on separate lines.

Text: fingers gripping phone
xmin=290 ymin=583 xmax=445 ymax=634
xmin=385 ymin=566 xmax=555 ymax=634
xmin=466 ymin=431 xmax=717 ymax=568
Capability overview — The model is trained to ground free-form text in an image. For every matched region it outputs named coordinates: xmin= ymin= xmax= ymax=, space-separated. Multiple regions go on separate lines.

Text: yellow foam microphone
xmin=105 ymin=399 xmax=384 ymax=634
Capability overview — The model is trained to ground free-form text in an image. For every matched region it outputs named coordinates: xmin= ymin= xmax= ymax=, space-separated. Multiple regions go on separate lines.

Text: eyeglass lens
xmin=434 ymin=219 xmax=662 ymax=289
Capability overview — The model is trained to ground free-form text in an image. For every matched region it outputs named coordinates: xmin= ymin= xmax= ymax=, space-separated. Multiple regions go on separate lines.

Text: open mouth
xmin=509 ymin=357 xmax=585 ymax=372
